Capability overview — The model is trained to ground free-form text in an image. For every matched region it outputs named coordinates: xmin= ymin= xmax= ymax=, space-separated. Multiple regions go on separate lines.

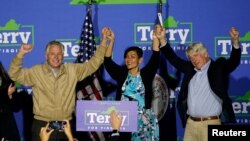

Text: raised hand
xmin=108 ymin=28 xmax=115 ymax=41
xmin=153 ymin=24 xmax=167 ymax=46
xmin=110 ymin=110 xmax=122 ymax=131
xmin=39 ymin=123 xmax=54 ymax=141
xmin=229 ymin=27 xmax=240 ymax=46
xmin=17 ymin=44 xmax=33 ymax=58
xmin=101 ymin=27 xmax=115 ymax=47
xmin=62 ymin=120 xmax=75 ymax=141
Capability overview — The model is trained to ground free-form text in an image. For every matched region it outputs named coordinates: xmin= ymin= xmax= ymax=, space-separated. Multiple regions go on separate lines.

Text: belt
xmin=189 ymin=116 xmax=219 ymax=121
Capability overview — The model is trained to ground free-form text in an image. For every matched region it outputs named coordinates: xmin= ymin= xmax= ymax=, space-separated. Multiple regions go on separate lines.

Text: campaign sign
xmin=76 ymin=100 xmax=138 ymax=132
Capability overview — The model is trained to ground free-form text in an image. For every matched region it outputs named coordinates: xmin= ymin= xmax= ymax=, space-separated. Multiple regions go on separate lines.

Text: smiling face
xmin=186 ymin=42 xmax=210 ymax=70
xmin=45 ymin=41 xmax=64 ymax=70
xmin=188 ymin=52 xmax=209 ymax=70
xmin=125 ymin=50 xmax=142 ymax=70
xmin=124 ymin=47 xmax=143 ymax=75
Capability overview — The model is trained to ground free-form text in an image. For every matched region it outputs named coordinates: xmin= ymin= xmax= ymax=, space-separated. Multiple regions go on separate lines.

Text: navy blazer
xmin=160 ymin=43 xmax=241 ymax=127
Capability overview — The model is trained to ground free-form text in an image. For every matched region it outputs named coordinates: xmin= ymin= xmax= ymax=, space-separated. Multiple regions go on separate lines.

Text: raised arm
xmin=152 ymin=25 xmax=161 ymax=52
xmin=103 ymin=27 xmax=123 ymax=80
xmin=155 ymin=24 xmax=190 ymax=73
xmin=154 ymin=24 xmax=167 ymax=48
xmin=17 ymin=44 xmax=33 ymax=58
xmin=103 ymin=27 xmax=115 ymax=57
xmin=8 ymin=44 xmax=33 ymax=84
xmin=225 ymin=27 xmax=241 ymax=72
xmin=229 ymin=27 xmax=240 ymax=47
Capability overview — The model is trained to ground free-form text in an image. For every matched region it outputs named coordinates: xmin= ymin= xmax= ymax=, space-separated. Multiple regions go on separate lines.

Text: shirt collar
xmin=194 ymin=60 xmax=211 ymax=72
xmin=44 ymin=62 xmax=65 ymax=77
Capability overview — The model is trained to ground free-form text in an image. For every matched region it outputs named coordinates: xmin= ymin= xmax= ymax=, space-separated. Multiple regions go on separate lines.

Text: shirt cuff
xmin=233 ymin=44 xmax=240 ymax=49
xmin=111 ymin=132 xmax=120 ymax=136
xmin=160 ymin=42 xmax=167 ymax=48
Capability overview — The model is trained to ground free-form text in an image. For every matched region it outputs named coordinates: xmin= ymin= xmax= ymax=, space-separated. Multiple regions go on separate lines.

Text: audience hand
xmin=40 ymin=123 xmax=54 ymax=141
xmin=110 ymin=110 xmax=122 ymax=131
xmin=62 ymin=120 xmax=74 ymax=140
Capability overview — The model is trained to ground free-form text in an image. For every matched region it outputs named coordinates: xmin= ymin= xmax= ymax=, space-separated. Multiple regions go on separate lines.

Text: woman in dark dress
xmin=0 ymin=61 xmax=21 ymax=141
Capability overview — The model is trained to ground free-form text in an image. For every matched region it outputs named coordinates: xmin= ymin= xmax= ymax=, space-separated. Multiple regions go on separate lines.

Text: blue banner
xmin=1 ymin=0 xmax=250 ymax=140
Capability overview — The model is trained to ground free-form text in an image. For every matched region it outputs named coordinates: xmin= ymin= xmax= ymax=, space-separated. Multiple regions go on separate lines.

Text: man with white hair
xmin=153 ymin=24 xmax=241 ymax=141
xmin=8 ymin=27 xmax=112 ymax=141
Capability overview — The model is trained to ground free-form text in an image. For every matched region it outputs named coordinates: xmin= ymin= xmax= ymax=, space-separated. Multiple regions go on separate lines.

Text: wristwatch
xmin=111 ymin=130 xmax=119 ymax=136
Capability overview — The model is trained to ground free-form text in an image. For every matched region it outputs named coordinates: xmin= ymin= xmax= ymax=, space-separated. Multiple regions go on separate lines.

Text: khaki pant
xmin=183 ymin=117 xmax=221 ymax=141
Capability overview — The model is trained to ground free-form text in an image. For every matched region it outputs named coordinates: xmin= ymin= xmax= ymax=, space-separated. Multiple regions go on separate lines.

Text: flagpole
xmin=158 ymin=0 xmax=163 ymax=26
xmin=87 ymin=0 xmax=96 ymax=14
xmin=77 ymin=1 xmax=106 ymax=140
xmin=159 ymin=0 xmax=163 ymax=14
xmin=87 ymin=0 xmax=96 ymax=5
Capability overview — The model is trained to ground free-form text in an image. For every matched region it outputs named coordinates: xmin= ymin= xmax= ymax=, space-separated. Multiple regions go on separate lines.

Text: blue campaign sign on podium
xmin=76 ymin=100 xmax=138 ymax=132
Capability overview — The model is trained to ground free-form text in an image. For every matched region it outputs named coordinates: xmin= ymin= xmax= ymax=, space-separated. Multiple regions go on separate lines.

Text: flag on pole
xmin=156 ymin=0 xmax=180 ymax=141
xmin=75 ymin=6 xmax=106 ymax=141
xmin=75 ymin=7 xmax=104 ymax=101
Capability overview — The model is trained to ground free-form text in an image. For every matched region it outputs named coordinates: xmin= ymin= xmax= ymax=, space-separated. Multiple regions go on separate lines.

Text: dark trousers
xmin=31 ymin=119 xmax=68 ymax=141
